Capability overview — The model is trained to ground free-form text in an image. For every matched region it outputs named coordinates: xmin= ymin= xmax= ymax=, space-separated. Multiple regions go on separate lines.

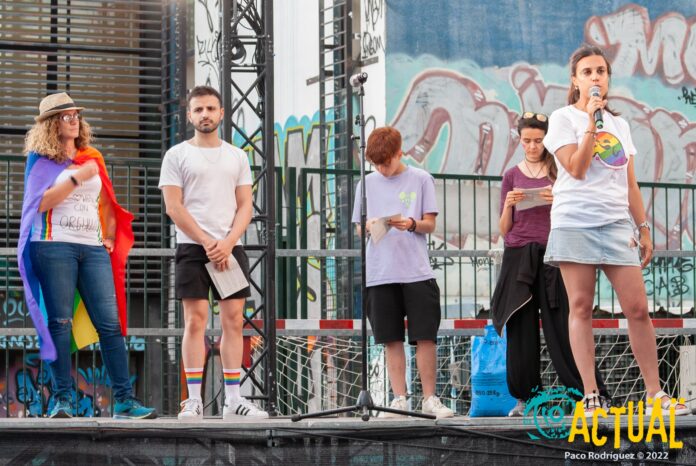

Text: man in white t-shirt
xmin=159 ymin=85 xmax=267 ymax=420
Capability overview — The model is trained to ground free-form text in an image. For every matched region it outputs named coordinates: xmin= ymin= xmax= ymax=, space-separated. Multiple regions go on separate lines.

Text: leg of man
xmin=365 ymin=283 xmax=409 ymax=417
xmin=403 ymin=279 xmax=453 ymax=418
xmin=385 ymin=342 xmax=407 ymax=397
xmin=415 ymin=340 xmax=436 ymax=398
xmin=404 ymin=279 xmax=441 ymax=398
xmin=181 ymin=298 xmax=209 ymax=400
xmin=219 ymin=297 xmax=244 ymax=400
xmin=366 ymin=284 xmax=407 ymax=397
xmin=219 ymin=297 xmax=268 ymax=418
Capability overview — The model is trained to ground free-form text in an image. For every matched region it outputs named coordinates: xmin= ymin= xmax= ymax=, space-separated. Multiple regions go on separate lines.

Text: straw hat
xmin=35 ymin=92 xmax=84 ymax=122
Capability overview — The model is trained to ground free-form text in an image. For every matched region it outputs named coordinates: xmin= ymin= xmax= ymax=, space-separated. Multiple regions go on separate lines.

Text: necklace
xmin=192 ymin=140 xmax=223 ymax=164
xmin=523 ymin=157 xmax=544 ymax=178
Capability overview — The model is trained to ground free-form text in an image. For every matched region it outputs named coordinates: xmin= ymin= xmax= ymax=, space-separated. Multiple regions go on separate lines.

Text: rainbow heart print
xmin=593 ymin=131 xmax=628 ymax=168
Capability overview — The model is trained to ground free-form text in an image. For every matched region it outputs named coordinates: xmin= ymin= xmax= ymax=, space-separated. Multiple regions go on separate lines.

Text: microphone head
xmin=589 ymin=85 xmax=601 ymax=97
xmin=349 ymin=72 xmax=368 ymax=87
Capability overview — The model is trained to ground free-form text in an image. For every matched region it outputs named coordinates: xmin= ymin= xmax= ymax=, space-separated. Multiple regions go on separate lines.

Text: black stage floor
xmin=1 ymin=415 xmax=695 ymax=465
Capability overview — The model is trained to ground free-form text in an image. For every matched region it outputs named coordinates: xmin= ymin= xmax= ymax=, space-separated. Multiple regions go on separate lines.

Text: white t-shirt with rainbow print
xmin=544 ymin=104 xmax=637 ymax=229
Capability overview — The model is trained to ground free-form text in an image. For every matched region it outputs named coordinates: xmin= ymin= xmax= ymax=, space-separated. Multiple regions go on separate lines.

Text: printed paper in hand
xmin=205 ymin=254 xmax=249 ymax=298
xmin=515 ymin=186 xmax=552 ymax=211
xmin=370 ymin=213 xmax=403 ymax=244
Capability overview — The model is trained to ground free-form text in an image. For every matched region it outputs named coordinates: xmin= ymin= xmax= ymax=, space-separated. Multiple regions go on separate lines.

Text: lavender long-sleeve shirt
xmin=500 ymin=166 xmax=553 ymax=247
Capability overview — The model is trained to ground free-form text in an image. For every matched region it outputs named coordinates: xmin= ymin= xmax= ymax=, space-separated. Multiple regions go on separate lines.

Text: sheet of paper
xmin=515 ymin=186 xmax=552 ymax=211
xmin=205 ymin=254 xmax=249 ymax=298
xmin=370 ymin=213 xmax=403 ymax=244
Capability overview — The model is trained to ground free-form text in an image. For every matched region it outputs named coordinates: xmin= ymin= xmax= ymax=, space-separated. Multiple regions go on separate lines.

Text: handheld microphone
xmin=349 ymin=72 xmax=368 ymax=87
xmin=590 ymin=85 xmax=603 ymax=129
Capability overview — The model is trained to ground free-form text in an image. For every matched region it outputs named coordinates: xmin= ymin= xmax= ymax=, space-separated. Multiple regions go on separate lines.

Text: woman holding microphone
xmin=543 ymin=45 xmax=688 ymax=416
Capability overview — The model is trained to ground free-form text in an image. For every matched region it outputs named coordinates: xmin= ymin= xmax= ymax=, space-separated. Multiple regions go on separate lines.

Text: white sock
xmin=184 ymin=367 xmax=204 ymax=401
xmin=224 ymin=368 xmax=242 ymax=403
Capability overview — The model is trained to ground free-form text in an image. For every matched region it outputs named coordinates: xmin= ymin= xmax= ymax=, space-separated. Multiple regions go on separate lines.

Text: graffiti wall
xmin=0 ymin=292 xmax=144 ymax=416
xmin=387 ymin=1 xmax=696 ymax=313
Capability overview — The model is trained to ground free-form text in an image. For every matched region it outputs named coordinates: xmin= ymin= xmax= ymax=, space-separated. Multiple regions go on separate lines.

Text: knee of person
xmin=95 ymin=319 xmax=122 ymax=337
xmin=49 ymin=317 xmax=72 ymax=330
xmin=185 ymin=314 xmax=207 ymax=333
xmin=221 ymin=313 xmax=243 ymax=332
xmin=568 ymin=298 xmax=594 ymax=318
xmin=623 ymin=303 xmax=650 ymax=321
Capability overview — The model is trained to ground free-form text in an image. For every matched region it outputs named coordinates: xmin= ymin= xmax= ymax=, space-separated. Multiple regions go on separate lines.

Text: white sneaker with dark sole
xmin=223 ymin=398 xmax=269 ymax=419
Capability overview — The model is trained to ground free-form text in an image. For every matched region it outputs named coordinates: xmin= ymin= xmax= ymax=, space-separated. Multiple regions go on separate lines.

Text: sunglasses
xmin=521 ymin=112 xmax=547 ymax=122
xmin=59 ymin=113 xmax=81 ymax=123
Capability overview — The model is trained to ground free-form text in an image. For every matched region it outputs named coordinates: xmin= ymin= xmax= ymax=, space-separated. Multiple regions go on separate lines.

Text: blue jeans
xmin=30 ymin=241 xmax=133 ymax=402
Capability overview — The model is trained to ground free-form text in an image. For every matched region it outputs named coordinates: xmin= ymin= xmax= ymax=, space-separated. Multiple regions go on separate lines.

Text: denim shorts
xmin=544 ymin=219 xmax=640 ymax=267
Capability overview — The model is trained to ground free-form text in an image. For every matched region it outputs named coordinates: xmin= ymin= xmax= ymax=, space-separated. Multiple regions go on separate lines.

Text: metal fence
xmin=1 ymin=156 xmax=695 ymax=417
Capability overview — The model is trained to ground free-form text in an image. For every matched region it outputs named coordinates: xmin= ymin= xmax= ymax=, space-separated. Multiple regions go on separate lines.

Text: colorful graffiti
xmin=0 ymin=352 xmax=136 ymax=417
xmin=386 ymin=1 xmax=696 ymax=311
xmin=0 ymin=292 xmax=145 ymax=416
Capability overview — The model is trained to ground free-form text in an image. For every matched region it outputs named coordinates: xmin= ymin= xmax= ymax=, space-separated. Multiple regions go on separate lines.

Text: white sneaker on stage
xmin=422 ymin=395 xmax=455 ymax=419
xmin=379 ymin=395 xmax=408 ymax=418
xmin=178 ymin=398 xmax=203 ymax=420
xmin=223 ymin=398 xmax=269 ymax=419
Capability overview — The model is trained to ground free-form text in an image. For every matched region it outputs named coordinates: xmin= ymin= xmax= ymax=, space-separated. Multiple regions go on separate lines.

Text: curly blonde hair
xmin=24 ymin=114 xmax=93 ymax=163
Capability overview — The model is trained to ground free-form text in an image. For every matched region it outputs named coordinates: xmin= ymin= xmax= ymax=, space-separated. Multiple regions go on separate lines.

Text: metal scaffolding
xmin=220 ymin=0 xmax=277 ymax=414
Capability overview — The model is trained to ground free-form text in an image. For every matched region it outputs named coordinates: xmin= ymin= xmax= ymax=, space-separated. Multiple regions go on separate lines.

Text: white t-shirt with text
xmin=158 ymin=140 xmax=253 ymax=244
xmin=31 ymin=168 xmax=102 ymax=246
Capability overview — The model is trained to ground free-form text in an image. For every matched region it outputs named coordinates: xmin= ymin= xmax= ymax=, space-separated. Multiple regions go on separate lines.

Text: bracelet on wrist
xmin=69 ymin=175 xmax=80 ymax=187
xmin=407 ymin=217 xmax=417 ymax=232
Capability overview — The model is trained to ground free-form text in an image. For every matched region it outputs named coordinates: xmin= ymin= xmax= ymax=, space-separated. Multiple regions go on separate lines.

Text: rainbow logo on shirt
xmin=593 ymin=131 xmax=628 ymax=168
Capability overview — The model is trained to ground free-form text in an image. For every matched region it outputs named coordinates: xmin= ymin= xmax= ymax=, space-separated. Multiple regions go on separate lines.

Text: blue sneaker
xmin=49 ymin=398 xmax=72 ymax=418
xmin=113 ymin=397 xmax=157 ymax=420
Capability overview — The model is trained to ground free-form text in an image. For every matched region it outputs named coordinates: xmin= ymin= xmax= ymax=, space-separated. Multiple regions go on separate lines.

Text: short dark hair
xmin=366 ymin=127 xmax=402 ymax=165
xmin=187 ymin=85 xmax=222 ymax=108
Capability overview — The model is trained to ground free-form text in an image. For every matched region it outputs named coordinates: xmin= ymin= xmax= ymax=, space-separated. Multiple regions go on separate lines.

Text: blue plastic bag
xmin=469 ymin=324 xmax=517 ymax=417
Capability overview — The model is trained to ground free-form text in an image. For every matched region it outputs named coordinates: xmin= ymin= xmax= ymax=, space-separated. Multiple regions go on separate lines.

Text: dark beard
xmin=194 ymin=120 xmax=220 ymax=133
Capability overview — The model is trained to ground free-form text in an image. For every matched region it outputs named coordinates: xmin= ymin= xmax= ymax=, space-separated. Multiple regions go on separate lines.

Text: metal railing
xmin=1 ymin=157 xmax=695 ymax=417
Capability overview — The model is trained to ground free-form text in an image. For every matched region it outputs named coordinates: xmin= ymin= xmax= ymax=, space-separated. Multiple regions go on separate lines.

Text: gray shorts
xmin=544 ymin=219 xmax=641 ymax=267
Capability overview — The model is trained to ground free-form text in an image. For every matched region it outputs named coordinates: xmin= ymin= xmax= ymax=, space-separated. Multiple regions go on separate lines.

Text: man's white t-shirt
xmin=158 ymin=140 xmax=253 ymax=244
xmin=543 ymin=105 xmax=637 ymax=229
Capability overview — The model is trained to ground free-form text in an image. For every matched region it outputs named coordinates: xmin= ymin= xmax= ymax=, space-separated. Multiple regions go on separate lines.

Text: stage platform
xmin=0 ymin=414 xmax=695 ymax=465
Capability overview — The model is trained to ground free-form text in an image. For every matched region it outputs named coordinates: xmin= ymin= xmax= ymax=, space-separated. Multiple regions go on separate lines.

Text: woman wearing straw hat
xmin=18 ymin=92 xmax=156 ymax=419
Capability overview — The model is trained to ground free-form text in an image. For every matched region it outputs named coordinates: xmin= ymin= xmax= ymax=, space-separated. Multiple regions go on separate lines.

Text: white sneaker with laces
xmin=508 ymin=399 xmax=526 ymax=417
xmin=379 ymin=395 xmax=408 ymax=418
xmin=178 ymin=398 xmax=203 ymax=420
xmin=223 ymin=398 xmax=269 ymax=419
xmin=422 ymin=395 xmax=454 ymax=419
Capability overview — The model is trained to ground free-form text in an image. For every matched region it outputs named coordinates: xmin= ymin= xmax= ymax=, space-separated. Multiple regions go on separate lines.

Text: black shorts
xmin=365 ymin=278 xmax=441 ymax=345
xmin=175 ymin=244 xmax=252 ymax=300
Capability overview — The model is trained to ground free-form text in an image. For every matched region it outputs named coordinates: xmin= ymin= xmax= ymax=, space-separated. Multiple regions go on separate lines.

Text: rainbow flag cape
xmin=18 ymin=148 xmax=134 ymax=361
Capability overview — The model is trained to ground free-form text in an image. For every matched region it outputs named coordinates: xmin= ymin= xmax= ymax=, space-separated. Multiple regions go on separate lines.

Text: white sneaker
xmin=379 ymin=395 xmax=408 ymax=418
xmin=422 ymin=395 xmax=454 ymax=419
xmin=223 ymin=398 xmax=269 ymax=419
xmin=508 ymin=399 xmax=526 ymax=417
xmin=178 ymin=398 xmax=203 ymax=420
